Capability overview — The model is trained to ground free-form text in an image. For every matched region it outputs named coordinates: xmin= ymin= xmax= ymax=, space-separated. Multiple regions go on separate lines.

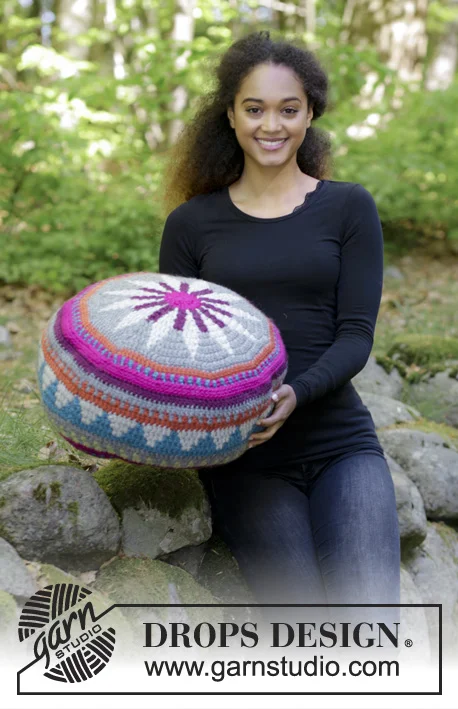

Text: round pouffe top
xmin=37 ymin=272 xmax=288 ymax=468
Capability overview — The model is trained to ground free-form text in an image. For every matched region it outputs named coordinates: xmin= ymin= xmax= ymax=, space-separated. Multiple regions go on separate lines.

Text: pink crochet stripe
xmin=60 ymin=300 xmax=287 ymax=401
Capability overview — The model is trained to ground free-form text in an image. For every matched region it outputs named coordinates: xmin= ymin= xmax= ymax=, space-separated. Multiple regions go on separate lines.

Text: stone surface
xmin=122 ymin=498 xmax=212 ymax=560
xmin=0 ymin=466 xmax=121 ymax=571
xmin=0 ymin=537 xmax=37 ymax=598
xmin=0 ymin=325 xmax=12 ymax=348
xmin=160 ymin=541 xmax=209 ymax=578
xmin=92 ymin=556 xmax=222 ymax=642
xmin=378 ymin=429 xmax=458 ymax=520
xmin=402 ymin=522 xmax=458 ymax=654
xmin=384 ymin=266 xmax=405 ymax=281
xmin=358 ymin=391 xmax=420 ymax=429
xmin=387 ymin=463 xmax=427 ymax=550
xmin=409 ymin=369 xmax=458 ymax=428
xmin=399 ymin=565 xmax=431 ymax=661
xmin=0 ymin=589 xmax=18 ymax=638
xmin=352 ymin=355 xmax=404 ymax=399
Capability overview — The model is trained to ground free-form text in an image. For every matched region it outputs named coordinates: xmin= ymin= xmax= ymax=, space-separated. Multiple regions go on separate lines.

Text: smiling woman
xmin=158 ymin=30 xmax=400 ymax=626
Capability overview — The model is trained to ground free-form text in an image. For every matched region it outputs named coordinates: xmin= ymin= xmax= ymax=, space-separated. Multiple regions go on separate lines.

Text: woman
xmin=158 ymin=31 xmax=400 ymax=625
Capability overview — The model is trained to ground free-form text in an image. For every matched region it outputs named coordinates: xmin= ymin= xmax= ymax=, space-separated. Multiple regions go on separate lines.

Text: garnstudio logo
xmin=18 ymin=583 xmax=116 ymax=683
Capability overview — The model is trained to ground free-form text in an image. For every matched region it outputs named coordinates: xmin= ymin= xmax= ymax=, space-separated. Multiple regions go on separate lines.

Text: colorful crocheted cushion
xmin=37 ymin=272 xmax=288 ymax=468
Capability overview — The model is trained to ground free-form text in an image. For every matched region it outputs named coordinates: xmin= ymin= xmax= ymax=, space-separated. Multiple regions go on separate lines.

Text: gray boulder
xmin=0 ymin=325 xmax=12 ymax=348
xmin=0 ymin=537 xmax=37 ymax=599
xmin=403 ymin=522 xmax=458 ymax=654
xmin=160 ymin=541 xmax=209 ymax=578
xmin=359 ymin=391 xmax=420 ymax=429
xmin=0 ymin=589 xmax=18 ymax=638
xmin=409 ymin=368 xmax=458 ymax=428
xmin=384 ymin=455 xmax=427 ymax=549
xmin=384 ymin=266 xmax=405 ymax=281
xmin=399 ymin=565 xmax=431 ymax=661
xmin=352 ymin=355 xmax=404 ymax=399
xmin=378 ymin=429 xmax=458 ymax=520
xmin=122 ymin=500 xmax=212 ymax=560
xmin=93 ymin=462 xmax=213 ymax=560
xmin=92 ymin=557 xmax=222 ymax=643
xmin=0 ymin=466 xmax=121 ymax=571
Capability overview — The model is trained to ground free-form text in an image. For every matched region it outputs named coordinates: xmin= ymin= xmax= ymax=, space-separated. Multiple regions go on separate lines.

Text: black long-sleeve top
xmin=158 ymin=179 xmax=385 ymax=472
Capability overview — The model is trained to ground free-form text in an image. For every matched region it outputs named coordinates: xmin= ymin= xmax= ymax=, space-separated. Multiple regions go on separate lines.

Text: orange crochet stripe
xmin=42 ymin=332 xmax=268 ymax=431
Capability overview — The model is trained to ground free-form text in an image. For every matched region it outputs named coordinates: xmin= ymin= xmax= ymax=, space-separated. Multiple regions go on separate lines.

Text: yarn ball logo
xmin=18 ymin=583 xmax=116 ymax=683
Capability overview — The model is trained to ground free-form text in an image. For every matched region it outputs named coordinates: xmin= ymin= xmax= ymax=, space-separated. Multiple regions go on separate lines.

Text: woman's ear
xmin=227 ymin=106 xmax=234 ymax=129
xmin=307 ymin=106 xmax=314 ymax=128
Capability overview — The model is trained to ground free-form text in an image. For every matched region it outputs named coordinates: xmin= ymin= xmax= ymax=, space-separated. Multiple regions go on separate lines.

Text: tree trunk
xmin=340 ymin=0 xmax=430 ymax=85
xmin=166 ymin=0 xmax=196 ymax=147
xmin=425 ymin=0 xmax=458 ymax=90
xmin=56 ymin=0 xmax=93 ymax=60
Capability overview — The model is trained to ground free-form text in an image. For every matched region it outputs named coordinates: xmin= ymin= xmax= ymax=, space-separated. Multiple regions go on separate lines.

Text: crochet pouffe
xmin=37 ymin=272 xmax=288 ymax=468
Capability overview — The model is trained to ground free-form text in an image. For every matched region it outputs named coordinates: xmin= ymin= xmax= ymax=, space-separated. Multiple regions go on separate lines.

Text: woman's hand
xmin=248 ymin=384 xmax=297 ymax=449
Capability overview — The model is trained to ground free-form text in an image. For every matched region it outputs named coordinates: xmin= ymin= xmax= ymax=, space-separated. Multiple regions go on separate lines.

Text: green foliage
xmin=1 ymin=0 xmax=458 ymax=295
xmin=331 ymin=79 xmax=458 ymax=250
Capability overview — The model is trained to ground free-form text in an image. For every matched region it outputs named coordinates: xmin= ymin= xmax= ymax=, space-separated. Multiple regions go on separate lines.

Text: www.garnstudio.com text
xmin=143 ymin=656 xmax=399 ymax=681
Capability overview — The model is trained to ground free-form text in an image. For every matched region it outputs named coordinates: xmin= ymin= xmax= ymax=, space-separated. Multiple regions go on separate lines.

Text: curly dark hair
xmin=159 ymin=29 xmax=334 ymax=217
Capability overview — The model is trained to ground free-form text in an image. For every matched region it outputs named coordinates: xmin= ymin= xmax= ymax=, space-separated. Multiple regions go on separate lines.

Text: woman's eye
xmin=246 ymin=108 xmax=298 ymax=115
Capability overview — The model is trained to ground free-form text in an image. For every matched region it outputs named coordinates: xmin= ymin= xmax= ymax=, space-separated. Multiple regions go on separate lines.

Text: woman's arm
xmin=288 ymin=183 xmax=384 ymax=407
xmin=158 ymin=203 xmax=200 ymax=278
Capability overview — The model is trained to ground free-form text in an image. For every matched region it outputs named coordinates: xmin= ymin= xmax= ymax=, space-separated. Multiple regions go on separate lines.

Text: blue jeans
xmin=199 ymin=451 xmax=401 ymax=628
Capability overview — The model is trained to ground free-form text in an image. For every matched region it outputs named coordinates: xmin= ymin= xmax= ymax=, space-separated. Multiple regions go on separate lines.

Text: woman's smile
xmin=255 ymin=138 xmax=289 ymax=150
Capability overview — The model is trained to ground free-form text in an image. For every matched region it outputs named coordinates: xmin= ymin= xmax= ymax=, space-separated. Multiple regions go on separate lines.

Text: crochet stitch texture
xmin=37 ymin=273 xmax=288 ymax=468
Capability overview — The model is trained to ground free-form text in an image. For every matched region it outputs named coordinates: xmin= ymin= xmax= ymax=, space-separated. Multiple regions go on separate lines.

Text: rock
xmin=384 ymin=266 xmax=405 ymax=281
xmin=93 ymin=461 xmax=212 ymax=560
xmin=385 ymin=453 xmax=427 ymax=549
xmin=197 ymin=534 xmax=257 ymax=625
xmin=0 ymin=325 xmax=12 ymax=348
xmin=402 ymin=522 xmax=458 ymax=654
xmin=399 ymin=565 xmax=431 ymax=661
xmin=386 ymin=459 xmax=427 ymax=549
xmin=92 ymin=556 xmax=222 ymax=642
xmin=14 ymin=378 xmax=35 ymax=394
xmin=358 ymin=391 xmax=420 ymax=429
xmin=352 ymin=355 xmax=404 ymax=399
xmin=122 ymin=502 xmax=212 ymax=559
xmin=161 ymin=542 xmax=209 ymax=578
xmin=0 ymin=350 xmax=22 ymax=362
xmin=0 ymin=538 xmax=37 ymax=599
xmin=378 ymin=429 xmax=458 ymax=520
xmin=0 ymin=589 xmax=18 ymax=637
xmin=0 ymin=465 xmax=121 ymax=571
xmin=5 ymin=321 xmax=21 ymax=334
xmin=408 ymin=369 xmax=458 ymax=428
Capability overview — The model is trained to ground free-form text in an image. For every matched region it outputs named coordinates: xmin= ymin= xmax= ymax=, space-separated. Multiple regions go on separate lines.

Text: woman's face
xmin=227 ymin=63 xmax=313 ymax=165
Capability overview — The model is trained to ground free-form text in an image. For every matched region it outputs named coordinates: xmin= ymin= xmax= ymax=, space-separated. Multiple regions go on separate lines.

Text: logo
xmin=18 ymin=583 xmax=116 ymax=683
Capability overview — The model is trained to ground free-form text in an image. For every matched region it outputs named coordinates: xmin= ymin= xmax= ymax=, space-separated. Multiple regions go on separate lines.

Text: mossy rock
xmin=92 ymin=557 xmax=223 ymax=637
xmin=93 ymin=461 xmax=206 ymax=519
xmin=387 ymin=334 xmax=458 ymax=368
xmin=197 ymin=535 xmax=258 ymax=625
xmin=375 ymin=353 xmax=409 ymax=378
xmin=388 ymin=418 xmax=458 ymax=451
xmin=0 ymin=589 xmax=18 ymax=633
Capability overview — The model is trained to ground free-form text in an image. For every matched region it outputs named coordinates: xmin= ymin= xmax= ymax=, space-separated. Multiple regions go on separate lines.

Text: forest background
xmin=1 ymin=0 xmax=458 ymax=466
